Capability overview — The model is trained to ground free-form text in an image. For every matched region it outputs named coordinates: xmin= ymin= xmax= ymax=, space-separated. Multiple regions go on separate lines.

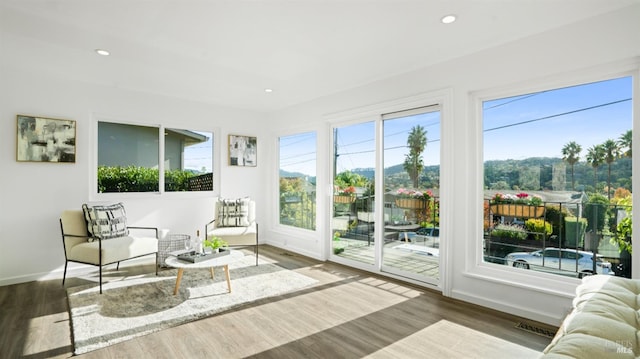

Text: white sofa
xmin=60 ymin=208 xmax=158 ymax=293
xmin=542 ymin=275 xmax=640 ymax=358
xmin=205 ymin=198 xmax=258 ymax=265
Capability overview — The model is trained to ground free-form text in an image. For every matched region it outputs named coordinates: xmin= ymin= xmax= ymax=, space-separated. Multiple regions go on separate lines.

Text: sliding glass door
xmin=381 ymin=107 xmax=441 ymax=284
xmin=330 ymin=106 xmax=441 ymax=286
xmin=331 ymin=122 xmax=376 ymax=266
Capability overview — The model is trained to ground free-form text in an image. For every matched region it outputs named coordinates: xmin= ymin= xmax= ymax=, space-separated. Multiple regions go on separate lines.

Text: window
xmin=279 ymin=132 xmax=316 ymax=230
xmin=97 ymin=121 xmax=213 ymax=193
xmin=164 ymin=129 xmax=213 ymax=192
xmin=483 ymin=76 xmax=632 ymax=278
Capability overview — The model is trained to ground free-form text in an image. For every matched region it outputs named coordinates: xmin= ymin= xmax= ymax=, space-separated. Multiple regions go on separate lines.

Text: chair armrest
xmin=62 ymin=233 xmax=92 ymax=240
xmin=205 ymin=219 xmax=216 ymax=237
xmin=128 ymin=226 xmax=159 ymax=239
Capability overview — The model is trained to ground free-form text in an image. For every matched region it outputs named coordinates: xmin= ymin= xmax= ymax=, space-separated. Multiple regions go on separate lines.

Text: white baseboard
xmin=451 ymin=288 xmax=565 ymax=326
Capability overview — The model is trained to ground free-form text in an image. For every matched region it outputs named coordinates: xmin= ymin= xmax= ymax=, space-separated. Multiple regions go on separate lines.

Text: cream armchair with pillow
xmin=59 ymin=203 xmax=158 ymax=293
xmin=205 ymin=197 xmax=258 ymax=265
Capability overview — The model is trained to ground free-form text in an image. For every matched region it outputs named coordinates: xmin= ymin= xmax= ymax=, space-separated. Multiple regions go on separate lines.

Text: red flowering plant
xmin=336 ymin=185 xmax=357 ymax=196
xmin=396 ymin=188 xmax=433 ymax=200
xmin=490 ymin=192 xmax=542 ymax=206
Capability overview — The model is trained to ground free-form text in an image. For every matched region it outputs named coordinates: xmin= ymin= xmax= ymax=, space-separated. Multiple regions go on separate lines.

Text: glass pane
xmin=484 ymin=76 xmax=633 ymax=278
xmin=97 ymin=122 xmax=160 ymax=192
xmin=164 ymin=129 xmax=213 ymax=192
xmin=332 ymin=122 xmax=375 ymax=264
xmin=382 ymin=110 xmax=441 ymax=282
xmin=279 ymin=132 xmax=317 ymax=230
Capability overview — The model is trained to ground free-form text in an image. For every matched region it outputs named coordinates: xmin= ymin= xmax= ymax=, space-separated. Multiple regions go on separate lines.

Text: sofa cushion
xmin=217 ymin=198 xmax=250 ymax=227
xmin=68 ymin=235 xmax=158 ymax=265
xmin=82 ymin=203 xmax=129 ymax=241
xmin=542 ymin=275 xmax=640 ymax=357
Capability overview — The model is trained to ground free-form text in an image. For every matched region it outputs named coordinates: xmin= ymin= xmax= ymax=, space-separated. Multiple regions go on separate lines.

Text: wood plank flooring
xmin=0 ymin=245 xmax=554 ymax=358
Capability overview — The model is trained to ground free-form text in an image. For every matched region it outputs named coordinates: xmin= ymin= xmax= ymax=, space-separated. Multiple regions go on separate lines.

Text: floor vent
xmin=515 ymin=321 xmax=557 ymax=339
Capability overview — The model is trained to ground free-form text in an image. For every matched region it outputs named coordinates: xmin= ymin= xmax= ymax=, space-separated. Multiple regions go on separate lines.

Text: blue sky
xmin=280 ymin=76 xmax=632 ymax=177
xmin=183 ymin=130 xmax=213 ymax=172
xmin=280 ymin=131 xmax=317 ymax=176
xmin=483 ymin=76 xmax=632 ymax=161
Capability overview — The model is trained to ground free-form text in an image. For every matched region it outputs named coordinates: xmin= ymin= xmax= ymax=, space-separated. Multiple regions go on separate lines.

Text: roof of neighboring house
xmin=165 ymin=129 xmax=208 ymax=146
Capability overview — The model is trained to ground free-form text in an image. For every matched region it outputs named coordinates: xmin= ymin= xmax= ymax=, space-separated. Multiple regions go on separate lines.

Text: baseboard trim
xmin=451 ymin=289 xmax=565 ymax=326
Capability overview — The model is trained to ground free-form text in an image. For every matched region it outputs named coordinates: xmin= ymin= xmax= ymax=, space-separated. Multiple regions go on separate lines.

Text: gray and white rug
xmin=67 ymin=256 xmax=318 ymax=355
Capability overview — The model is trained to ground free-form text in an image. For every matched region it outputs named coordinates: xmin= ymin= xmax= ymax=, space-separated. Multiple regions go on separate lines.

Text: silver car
xmin=505 ymin=248 xmax=614 ymax=277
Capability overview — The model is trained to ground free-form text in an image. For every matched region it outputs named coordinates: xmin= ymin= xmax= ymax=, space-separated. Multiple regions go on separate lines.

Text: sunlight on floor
xmin=365 ymin=320 xmax=541 ymax=358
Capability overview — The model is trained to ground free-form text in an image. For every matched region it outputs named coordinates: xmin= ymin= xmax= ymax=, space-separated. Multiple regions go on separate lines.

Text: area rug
xmin=66 ymin=256 xmax=318 ymax=355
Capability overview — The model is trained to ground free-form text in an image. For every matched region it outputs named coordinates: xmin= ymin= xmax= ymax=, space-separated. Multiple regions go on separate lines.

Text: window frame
xmin=468 ymin=61 xmax=639 ymax=293
xmin=90 ymin=114 xmax=219 ymax=200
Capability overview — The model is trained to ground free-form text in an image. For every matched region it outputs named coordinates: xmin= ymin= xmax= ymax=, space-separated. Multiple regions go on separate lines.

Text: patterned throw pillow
xmin=217 ymin=197 xmax=250 ymax=227
xmin=82 ymin=203 xmax=129 ymax=241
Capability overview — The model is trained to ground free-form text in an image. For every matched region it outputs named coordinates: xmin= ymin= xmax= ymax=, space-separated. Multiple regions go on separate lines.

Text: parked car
xmin=405 ymin=227 xmax=439 ymax=248
xmin=416 ymin=227 xmax=439 ymax=237
xmin=505 ymin=248 xmax=614 ymax=277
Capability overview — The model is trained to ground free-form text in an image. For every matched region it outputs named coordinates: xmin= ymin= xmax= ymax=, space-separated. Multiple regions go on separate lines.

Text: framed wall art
xmin=16 ymin=115 xmax=76 ymax=163
xmin=228 ymin=134 xmax=257 ymax=167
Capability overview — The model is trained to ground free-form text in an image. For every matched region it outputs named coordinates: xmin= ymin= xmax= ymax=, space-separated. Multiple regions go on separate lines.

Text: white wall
xmin=2 ymin=3 xmax=639 ymax=327
xmin=262 ymin=5 xmax=640 ymax=325
xmin=0 ymin=65 xmax=268 ymax=285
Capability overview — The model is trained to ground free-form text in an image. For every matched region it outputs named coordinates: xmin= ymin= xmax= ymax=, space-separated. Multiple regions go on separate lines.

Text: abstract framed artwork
xmin=228 ymin=134 xmax=257 ymax=167
xmin=16 ymin=114 xmax=76 ymax=163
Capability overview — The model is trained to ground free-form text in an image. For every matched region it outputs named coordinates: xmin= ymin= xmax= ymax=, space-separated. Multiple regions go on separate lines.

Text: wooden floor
xmin=0 ymin=245 xmax=554 ymax=358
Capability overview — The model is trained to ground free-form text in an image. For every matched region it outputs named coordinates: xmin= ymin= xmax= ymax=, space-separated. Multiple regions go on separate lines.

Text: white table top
xmin=165 ymin=249 xmax=244 ymax=269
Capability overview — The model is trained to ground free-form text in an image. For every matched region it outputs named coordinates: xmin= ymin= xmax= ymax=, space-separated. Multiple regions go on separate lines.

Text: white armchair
xmin=205 ymin=198 xmax=258 ymax=265
xmin=60 ymin=204 xmax=158 ymax=293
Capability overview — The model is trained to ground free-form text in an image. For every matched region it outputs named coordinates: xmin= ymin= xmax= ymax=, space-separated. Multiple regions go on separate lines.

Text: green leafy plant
xmin=490 ymin=224 xmax=527 ymax=240
xmin=613 ymin=196 xmax=632 ymax=253
xmin=204 ymin=236 xmax=228 ymax=251
xmin=524 ymin=218 xmax=552 ymax=240
xmin=583 ymin=193 xmax=609 ymax=232
xmin=98 ymin=166 xmax=197 ymax=192
xmin=334 ymin=170 xmax=369 ymax=188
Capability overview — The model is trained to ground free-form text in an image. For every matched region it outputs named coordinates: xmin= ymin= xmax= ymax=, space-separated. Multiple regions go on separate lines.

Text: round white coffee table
xmin=165 ymin=250 xmax=244 ymax=295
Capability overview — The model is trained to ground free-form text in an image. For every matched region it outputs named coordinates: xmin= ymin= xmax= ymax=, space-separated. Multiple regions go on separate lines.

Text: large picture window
xmin=97 ymin=121 xmax=213 ymax=193
xmin=482 ymin=76 xmax=633 ymax=278
xmin=279 ymin=132 xmax=316 ymax=230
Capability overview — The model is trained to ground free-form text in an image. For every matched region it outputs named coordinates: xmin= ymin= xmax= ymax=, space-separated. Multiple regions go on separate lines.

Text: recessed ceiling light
xmin=95 ymin=49 xmax=110 ymax=56
xmin=441 ymin=15 xmax=457 ymax=24
xmin=264 ymin=88 xmax=273 ymax=93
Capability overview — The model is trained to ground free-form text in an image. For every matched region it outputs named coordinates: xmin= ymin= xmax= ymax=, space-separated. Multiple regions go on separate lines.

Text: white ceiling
xmin=1 ymin=0 xmax=638 ymax=112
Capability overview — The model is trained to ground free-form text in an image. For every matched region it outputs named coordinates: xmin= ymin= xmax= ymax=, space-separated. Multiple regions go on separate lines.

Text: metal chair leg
xmin=62 ymin=261 xmax=68 ymax=285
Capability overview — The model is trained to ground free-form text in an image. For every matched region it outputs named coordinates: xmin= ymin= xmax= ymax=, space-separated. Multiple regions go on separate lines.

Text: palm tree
xmin=561 ymin=141 xmax=582 ymax=191
xmin=602 ymin=139 xmax=620 ymax=200
xmin=585 ymin=144 xmax=605 ymax=191
xmin=619 ymin=129 xmax=632 ymax=158
xmin=403 ymin=125 xmax=427 ymax=188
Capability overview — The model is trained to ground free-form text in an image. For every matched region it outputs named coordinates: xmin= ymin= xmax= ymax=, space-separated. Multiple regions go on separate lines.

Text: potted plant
xmin=334 ymin=185 xmax=357 ymax=203
xmin=204 ymin=236 xmax=229 ymax=253
xmin=395 ymin=188 xmax=432 ymax=209
xmin=489 ymin=192 xmax=544 ymax=218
